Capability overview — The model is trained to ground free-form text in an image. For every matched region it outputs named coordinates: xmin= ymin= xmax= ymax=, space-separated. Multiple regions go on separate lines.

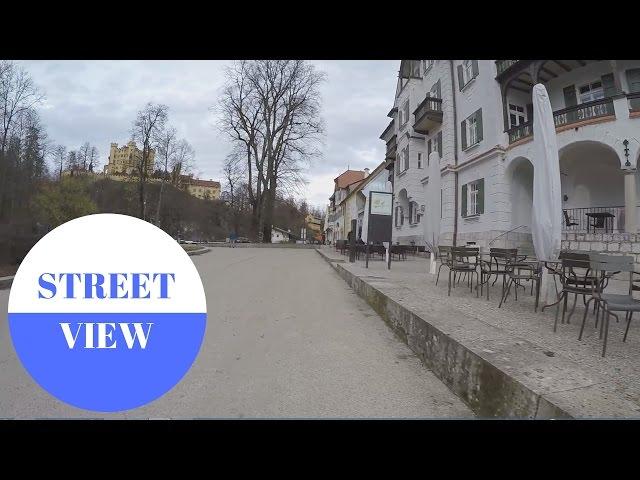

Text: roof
xmin=334 ymin=170 xmax=365 ymax=189
xmin=189 ymin=179 xmax=220 ymax=188
xmin=341 ymin=161 xmax=388 ymax=204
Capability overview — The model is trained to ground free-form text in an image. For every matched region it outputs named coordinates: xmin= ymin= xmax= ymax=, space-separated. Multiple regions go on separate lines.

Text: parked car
xmin=236 ymin=237 xmax=250 ymax=243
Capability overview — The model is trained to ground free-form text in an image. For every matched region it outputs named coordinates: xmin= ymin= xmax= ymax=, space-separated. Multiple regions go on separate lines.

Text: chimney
xmin=364 ymin=168 xmax=370 ymax=178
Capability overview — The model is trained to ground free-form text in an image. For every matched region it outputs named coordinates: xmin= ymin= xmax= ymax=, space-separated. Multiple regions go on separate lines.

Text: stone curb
xmin=186 ymin=247 xmax=210 ymax=256
xmin=0 ymin=276 xmax=14 ymax=290
xmin=314 ymin=248 xmax=640 ymax=419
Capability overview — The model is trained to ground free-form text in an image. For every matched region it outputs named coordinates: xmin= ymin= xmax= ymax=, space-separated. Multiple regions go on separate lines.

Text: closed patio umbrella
xmin=531 ymin=83 xmax=562 ymax=303
xmin=425 ymin=152 xmax=441 ymax=274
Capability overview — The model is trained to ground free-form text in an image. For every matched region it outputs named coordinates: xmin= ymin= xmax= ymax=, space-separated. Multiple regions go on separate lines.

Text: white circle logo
xmin=8 ymin=214 xmax=207 ymax=412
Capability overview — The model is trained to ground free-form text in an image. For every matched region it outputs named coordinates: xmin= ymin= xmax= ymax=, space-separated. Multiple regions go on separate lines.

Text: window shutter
xmin=409 ymin=202 xmax=413 ymax=224
xmin=427 ymin=139 xmax=432 ymax=158
xmin=457 ymin=64 xmax=464 ymax=90
xmin=526 ymin=103 xmax=534 ymax=123
xmin=471 ymin=60 xmax=479 ymax=78
xmin=601 ymin=73 xmax=616 ymax=98
xmin=475 ymin=109 xmax=483 ymax=142
xmin=461 ymin=119 xmax=467 ymax=150
xmin=477 ymin=178 xmax=485 ymax=214
xmin=436 ymin=80 xmax=441 ymax=99
xmin=405 ymin=146 xmax=410 ymax=171
xmin=627 ymin=68 xmax=640 ymax=93
xmin=437 ymin=131 xmax=443 ymax=157
xmin=461 ymin=183 xmax=468 ymax=218
xmin=396 ymin=154 xmax=400 ymax=174
xmin=563 ymin=85 xmax=577 ymax=107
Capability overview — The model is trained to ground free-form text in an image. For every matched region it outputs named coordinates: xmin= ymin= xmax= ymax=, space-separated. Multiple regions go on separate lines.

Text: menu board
xmin=370 ymin=191 xmax=393 ymax=216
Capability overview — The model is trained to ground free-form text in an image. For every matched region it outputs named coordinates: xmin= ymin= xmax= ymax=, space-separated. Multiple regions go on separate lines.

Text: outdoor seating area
xmin=433 ymin=245 xmax=640 ymax=357
xmin=333 ymin=242 xmax=422 ymax=261
xmin=318 ymin=245 xmax=640 ymax=416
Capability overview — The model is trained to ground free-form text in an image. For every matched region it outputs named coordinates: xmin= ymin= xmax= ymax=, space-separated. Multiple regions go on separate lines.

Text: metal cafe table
xmin=585 ymin=211 xmax=615 ymax=233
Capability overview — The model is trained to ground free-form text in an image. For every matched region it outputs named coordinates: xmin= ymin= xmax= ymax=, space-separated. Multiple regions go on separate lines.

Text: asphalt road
xmin=0 ymin=248 xmax=472 ymax=418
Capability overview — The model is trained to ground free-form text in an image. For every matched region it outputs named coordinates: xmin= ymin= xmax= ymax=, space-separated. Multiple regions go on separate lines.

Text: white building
xmin=324 ymin=169 xmax=366 ymax=243
xmin=381 ymin=60 xmax=640 ymax=251
xmin=271 ymin=226 xmax=293 ymax=243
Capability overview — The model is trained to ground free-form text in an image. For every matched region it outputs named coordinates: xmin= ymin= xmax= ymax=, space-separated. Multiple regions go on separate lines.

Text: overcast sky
xmin=20 ymin=60 xmax=399 ymax=209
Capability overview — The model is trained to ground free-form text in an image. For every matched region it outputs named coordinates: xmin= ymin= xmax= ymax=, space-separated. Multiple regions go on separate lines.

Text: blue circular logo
xmin=8 ymin=214 xmax=207 ymax=412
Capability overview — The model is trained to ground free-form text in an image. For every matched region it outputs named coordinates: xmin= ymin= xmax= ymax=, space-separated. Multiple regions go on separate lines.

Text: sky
xmin=20 ymin=60 xmax=399 ymax=210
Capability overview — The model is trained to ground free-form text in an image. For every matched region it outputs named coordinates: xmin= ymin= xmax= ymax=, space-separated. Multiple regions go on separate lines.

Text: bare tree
xmin=131 ymin=102 xmax=168 ymax=220
xmin=78 ymin=142 xmax=91 ymax=171
xmin=88 ymin=145 xmax=99 ymax=172
xmin=0 ymin=60 xmax=45 ymax=219
xmin=53 ymin=145 xmax=67 ymax=180
xmin=154 ymin=126 xmax=177 ymax=226
xmin=170 ymin=139 xmax=195 ymax=188
xmin=217 ymin=60 xmax=324 ymax=242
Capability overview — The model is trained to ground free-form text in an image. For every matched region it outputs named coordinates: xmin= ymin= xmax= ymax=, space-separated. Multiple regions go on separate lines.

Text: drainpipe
xmin=450 ymin=60 xmax=460 ymax=246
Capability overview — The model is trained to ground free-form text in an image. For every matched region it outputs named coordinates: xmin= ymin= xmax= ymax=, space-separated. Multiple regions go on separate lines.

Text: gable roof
xmin=335 ymin=169 xmax=365 ymax=189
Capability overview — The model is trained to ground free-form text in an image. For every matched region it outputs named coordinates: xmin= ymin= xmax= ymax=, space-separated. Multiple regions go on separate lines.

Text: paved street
xmin=0 ymin=248 xmax=472 ymax=418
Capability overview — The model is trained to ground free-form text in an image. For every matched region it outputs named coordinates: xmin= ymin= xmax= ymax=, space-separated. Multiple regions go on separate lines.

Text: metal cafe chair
xmin=498 ymin=259 xmax=542 ymax=312
xmin=448 ymin=247 xmax=480 ymax=297
xmin=435 ymin=245 xmax=452 ymax=285
xmin=563 ymin=210 xmax=578 ymax=228
xmin=479 ymin=248 xmax=518 ymax=301
xmin=577 ymin=254 xmax=640 ymax=357
xmin=543 ymin=252 xmax=598 ymax=332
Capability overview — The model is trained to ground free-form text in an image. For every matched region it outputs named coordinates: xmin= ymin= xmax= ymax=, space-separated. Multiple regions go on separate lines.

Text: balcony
xmin=412 ymin=96 xmax=443 ymax=135
xmin=553 ymin=97 xmax=615 ymax=129
xmin=507 ymin=97 xmax=616 ymax=144
xmin=495 ymin=60 xmax=523 ymax=78
xmin=385 ymin=134 xmax=397 ymax=160
xmin=507 ymin=121 xmax=533 ymax=144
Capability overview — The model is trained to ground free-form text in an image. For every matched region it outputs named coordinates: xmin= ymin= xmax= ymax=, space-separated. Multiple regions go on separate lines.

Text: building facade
xmin=186 ymin=179 xmax=221 ymax=200
xmin=324 ymin=169 xmax=366 ymax=243
xmin=381 ymin=60 xmax=640 ymax=251
xmin=104 ymin=141 xmax=155 ymax=177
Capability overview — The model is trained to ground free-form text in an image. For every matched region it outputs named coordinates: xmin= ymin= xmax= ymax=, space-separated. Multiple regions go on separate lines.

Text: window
xmin=395 ymin=206 xmax=404 ymax=227
xmin=461 ymin=178 xmax=484 ymax=217
xmin=423 ymin=60 xmax=434 ymax=75
xmin=461 ymin=109 xmax=483 ymax=150
xmin=430 ymin=80 xmax=441 ymax=99
xmin=403 ymin=145 xmax=409 ymax=171
xmin=578 ymin=81 xmax=604 ymax=103
xmin=458 ymin=60 xmax=479 ymax=90
xmin=468 ymin=182 xmax=479 ymax=216
xmin=509 ymin=103 xmax=526 ymax=128
xmin=399 ymin=99 xmax=410 ymax=127
xmin=410 ymin=202 xmax=420 ymax=225
xmin=417 ymin=152 xmax=423 ymax=169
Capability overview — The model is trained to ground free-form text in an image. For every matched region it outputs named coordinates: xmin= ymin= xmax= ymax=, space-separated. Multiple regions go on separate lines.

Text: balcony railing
xmin=506 ymin=121 xmax=533 ymax=144
xmin=628 ymin=92 xmax=640 ymax=112
xmin=495 ymin=60 xmax=521 ymax=77
xmin=553 ymin=97 xmax=615 ymax=128
xmin=507 ymin=98 xmax=616 ymax=144
xmin=563 ymin=206 xmax=625 ymax=233
xmin=385 ymin=134 xmax=397 ymax=160
xmin=412 ymin=96 xmax=443 ymax=134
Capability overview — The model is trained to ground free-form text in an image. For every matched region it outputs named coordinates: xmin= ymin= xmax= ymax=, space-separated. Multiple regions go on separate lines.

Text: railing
xmin=507 ymin=98 xmax=616 ymax=144
xmin=563 ymin=206 xmax=625 ymax=233
xmin=506 ymin=121 xmax=533 ymax=144
xmin=496 ymin=60 xmax=520 ymax=77
xmin=628 ymin=92 xmax=640 ymax=112
xmin=553 ymin=97 xmax=615 ymax=128
xmin=413 ymin=96 xmax=443 ymax=120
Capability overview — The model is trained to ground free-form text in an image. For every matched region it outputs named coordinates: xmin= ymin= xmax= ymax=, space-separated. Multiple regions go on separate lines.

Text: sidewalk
xmin=317 ymin=246 xmax=640 ymax=418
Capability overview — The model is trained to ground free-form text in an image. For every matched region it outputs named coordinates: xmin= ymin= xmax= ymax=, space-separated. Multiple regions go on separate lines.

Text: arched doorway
xmin=559 ymin=141 xmax=624 ymax=231
xmin=396 ymin=188 xmax=409 ymax=228
xmin=508 ymin=156 xmax=534 ymax=232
